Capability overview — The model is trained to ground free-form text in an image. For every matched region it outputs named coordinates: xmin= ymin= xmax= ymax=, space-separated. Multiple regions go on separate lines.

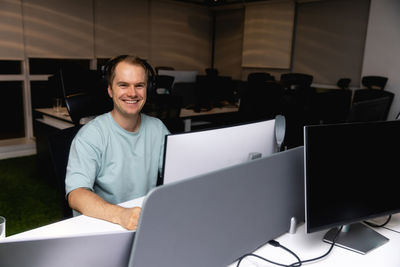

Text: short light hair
xmin=104 ymin=55 xmax=153 ymax=87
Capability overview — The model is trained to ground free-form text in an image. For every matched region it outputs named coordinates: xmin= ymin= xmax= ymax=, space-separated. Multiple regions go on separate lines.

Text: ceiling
xmin=173 ymin=0 xmax=269 ymax=7
xmin=173 ymin=0 xmax=324 ymax=7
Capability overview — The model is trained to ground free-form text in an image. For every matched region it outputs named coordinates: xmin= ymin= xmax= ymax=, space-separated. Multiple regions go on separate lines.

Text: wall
xmin=213 ymin=0 xmax=371 ymax=85
xmin=293 ymin=0 xmax=370 ymax=86
xmin=150 ymin=0 xmax=212 ymax=71
xmin=214 ymin=8 xmax=244 ymax=80
xmin=0 ymin=0 xmax=212 ymax=72
xmin=361 ymin=0 xmax=400 ymax=119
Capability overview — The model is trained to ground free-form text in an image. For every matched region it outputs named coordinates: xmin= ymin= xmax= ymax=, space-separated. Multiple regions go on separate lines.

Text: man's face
xmin=108 ymin=61 xmax=147 ymax=118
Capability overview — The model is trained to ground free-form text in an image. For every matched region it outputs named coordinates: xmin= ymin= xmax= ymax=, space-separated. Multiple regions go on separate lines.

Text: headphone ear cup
xmin=143 ymin=60 xmax=156 ymax=96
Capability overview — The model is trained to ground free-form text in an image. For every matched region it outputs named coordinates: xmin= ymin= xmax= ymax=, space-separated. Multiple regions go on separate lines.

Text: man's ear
xmin=107 ymin=85 xmax=113 ymax=98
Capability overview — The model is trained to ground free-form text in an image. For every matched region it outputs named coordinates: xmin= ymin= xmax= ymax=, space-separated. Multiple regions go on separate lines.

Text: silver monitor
xmin=162 ymin=118 xmax=278 ymax=185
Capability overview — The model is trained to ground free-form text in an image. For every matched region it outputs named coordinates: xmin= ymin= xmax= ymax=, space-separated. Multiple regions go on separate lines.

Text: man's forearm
xmin=67 ymin=188 xmax=141 ymax=230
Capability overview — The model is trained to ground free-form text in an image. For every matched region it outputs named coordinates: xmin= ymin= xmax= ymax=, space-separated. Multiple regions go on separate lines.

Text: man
xmin=65 ymin=55 xmax=170 ymax=230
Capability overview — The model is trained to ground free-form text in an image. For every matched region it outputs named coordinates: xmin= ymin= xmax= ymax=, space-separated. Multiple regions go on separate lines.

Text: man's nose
xmin=126 ymin=86 xmax=137 ymax=96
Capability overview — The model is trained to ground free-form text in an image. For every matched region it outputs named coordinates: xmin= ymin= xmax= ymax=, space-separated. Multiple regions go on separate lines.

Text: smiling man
xmin=65 ymin=55 xmax=170 ymax=230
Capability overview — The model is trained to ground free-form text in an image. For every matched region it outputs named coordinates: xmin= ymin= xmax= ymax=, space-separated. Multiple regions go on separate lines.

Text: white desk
xmin=3 ymin=199 xmax=399 ymax=266
xmin=4 ymin=197 xmax=144 ymax=241
xmin=229 ymin=215 xmax=400 ymax=267
xmin=180 ymin=105 xmax=239 ymax=132
xmin=35 ymin=107 xmax=74 ymax=130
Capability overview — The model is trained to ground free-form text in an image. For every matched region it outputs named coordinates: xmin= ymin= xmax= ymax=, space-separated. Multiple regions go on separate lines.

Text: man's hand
xmin=118 ymin=207 xmax=142 ymax=230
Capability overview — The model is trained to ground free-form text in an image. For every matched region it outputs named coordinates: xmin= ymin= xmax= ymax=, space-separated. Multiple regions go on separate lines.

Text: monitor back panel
xmin=162 ymin=118 xmax=277 ymax=184
xmin=129 ymin=146 xmax=304 ymax=267
xmin=0 ymin=231 xmax=135 ymax=267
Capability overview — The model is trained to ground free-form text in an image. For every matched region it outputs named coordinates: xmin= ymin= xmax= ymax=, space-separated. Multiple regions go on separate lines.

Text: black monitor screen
xmin=304 ymin=120 xmax=400 ymax=234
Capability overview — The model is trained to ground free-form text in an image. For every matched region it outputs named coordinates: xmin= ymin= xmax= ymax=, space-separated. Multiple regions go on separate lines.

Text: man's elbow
xmin=67 ymin=188 xmax=86 ymax=211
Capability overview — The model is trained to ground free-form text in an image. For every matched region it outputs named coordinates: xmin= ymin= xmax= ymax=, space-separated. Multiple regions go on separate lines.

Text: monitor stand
xmin=323 ymin=222 xmax=389 ymax=254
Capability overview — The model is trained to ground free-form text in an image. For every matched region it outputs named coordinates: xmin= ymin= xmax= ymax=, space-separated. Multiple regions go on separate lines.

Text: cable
xmin=382 ymin=226 xmax=400 ymax=234
xmin=287 ymin=226 xmax=342 ymax=266
xmin=236 ymin=226 xmax=343 ymax=267
xmin=364 ymin=215 xmax=400 ymax=234
xmin=364 ymin=215 xmax=392 ymax=228
xmin=236 ymin=240 xmax=301 ymax=267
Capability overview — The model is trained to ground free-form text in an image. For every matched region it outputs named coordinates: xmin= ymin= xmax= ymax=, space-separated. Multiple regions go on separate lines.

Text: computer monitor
xmin=157 ymin=70 xmax=198 ymax=85
xmin=304 ymin=120 xmax=400 ymax=254
xmin=162 ymin=118 xmax=279 ymax=185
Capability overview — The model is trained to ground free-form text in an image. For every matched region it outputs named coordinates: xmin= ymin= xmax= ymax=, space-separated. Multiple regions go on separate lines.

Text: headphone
xmin=103 ymin=55 xmax=156 ymax=95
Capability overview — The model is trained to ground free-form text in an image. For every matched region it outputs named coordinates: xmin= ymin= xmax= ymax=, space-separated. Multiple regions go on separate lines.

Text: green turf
xmin=0 ymin=155 xmax=64 ymax=237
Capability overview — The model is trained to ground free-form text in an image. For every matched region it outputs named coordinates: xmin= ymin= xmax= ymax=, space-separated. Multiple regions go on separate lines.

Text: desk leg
xmin=183 ymin=118 xmax=191 ymax=132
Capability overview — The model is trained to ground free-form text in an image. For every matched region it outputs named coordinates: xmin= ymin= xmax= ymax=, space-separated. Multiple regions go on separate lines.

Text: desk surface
xmin=180 ymin=105 xmax=239 ymax=118
xmin=36 ymin=107 xmax=72 ymax=123
xmin=35 ymin=107 xmax=74 ymax=130
xmin=4 ymin=197 xmax=144 ymax=241
xmin=228 ymin=215 xmax=400 ymax=267
xmin=4 ymin=196 xmax=399 ymax=266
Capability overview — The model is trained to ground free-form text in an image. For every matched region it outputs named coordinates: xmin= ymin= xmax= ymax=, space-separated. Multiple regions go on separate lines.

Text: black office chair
xmin=247 ymin=72 xmax=275 ymax=83
xmin=239 ymin=81 xmax=285 ymax=122
xmin=337 ymin=78 xmax=351 ymax=90
xmin=310 ymin=89 xmax=352 ymax=124
xmin=280 ymin=73 xmax=313 ymax=90
xmin=54 ymin=68 xmax=112 ymax=125
xmin=279 ymin=73 xmax=315 ymax=149
xmin=361 ymin=75 xmax=388 ymax=90
xmin=144 ymin=94 xmax=184 ymax=134
xmin=352 ymin=89 xmax=394 ymax=120
xmin=194 ymin=75 xmax=216 ymax=111
xmin=346 ymin=96 xmax=392 ymax=123
xmin=47 ymin=125 xmax=82 ymax=218
xmin=205 ymin=68 xmax=219 ymax=76
xmin=155 ymin=75 xmax=175 ymax=94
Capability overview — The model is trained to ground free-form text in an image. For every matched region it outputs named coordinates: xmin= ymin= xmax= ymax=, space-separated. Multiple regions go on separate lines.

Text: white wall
xmin=362 ymin=0 xmax=400 ymax=119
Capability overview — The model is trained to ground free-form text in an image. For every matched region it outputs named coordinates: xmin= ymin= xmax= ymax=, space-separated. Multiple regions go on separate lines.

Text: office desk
xmin=3 ymin=197 xmax=399 ymax=266
xmin=229 ymin=215 xmax=400 ymax=267
xmin=33 ymin=108 xmax=75 ymax=196
xmin=180 ymin=105 xmax=239 ymax=132
xmin=35 ymin=107 xmax=74 ymax=129
xmin=5 ymin=197 xmax=144 ymax=241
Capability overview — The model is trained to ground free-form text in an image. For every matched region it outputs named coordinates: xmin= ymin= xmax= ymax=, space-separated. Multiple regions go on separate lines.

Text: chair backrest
xmin=54 ymin=68 xmax=112 ymax=125
xmin=194 ymin=75 xmax=216 ymax=111
xmin=280 ymin=73 xmax=313 ymax=90
xmin=337 ymin=78 xmax=351 ymax=89
xmin=155 ymin=75 xmax=175 ymax=94
xmin=239 ymin=81 xmax=284 ymax=122
xmin=310 ymin=89 xmax=352 ymax=124
xmin=347 ymin=96 xmax=392 ymax=123
xmin=247 ymin=72 xmax=275 ymax=83
xmin=361 ymin=75 xmax=388 ymax=90
xmin=205 ymin=68 xmax=218 ymax=76
xmin=144 ymin=94 xmax=184 ymax=133
xmin=170 ymin=82 xmax=196 ymax=108
xmin=47 ymin=125 xmax=82 ymax=218
xmin=352 ymin=89 xmax=394 ymax=120
xmin=65 ymin=92 xmax=112 ymax=125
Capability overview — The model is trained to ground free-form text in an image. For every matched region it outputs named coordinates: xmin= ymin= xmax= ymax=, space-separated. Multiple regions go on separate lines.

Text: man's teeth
xmin=125 ymin=100 xmax=139 ymax=104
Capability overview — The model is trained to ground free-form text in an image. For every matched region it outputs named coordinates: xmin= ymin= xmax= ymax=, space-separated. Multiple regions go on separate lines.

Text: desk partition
xmin=129 ymin=146 xmax=304 ymax=267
